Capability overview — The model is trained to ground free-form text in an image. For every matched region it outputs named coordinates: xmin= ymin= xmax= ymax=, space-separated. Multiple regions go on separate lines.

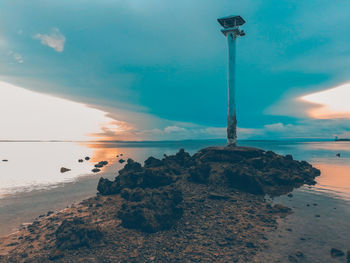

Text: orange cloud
xmin=301 ymin=83 xmax=350 ymax=119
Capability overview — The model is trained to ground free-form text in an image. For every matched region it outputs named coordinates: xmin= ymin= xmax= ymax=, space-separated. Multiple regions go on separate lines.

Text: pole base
xmin=227 ymin=139 xmax=237 ymax=147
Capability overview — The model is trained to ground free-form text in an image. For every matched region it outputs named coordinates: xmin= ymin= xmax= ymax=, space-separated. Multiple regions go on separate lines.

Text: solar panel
xmin=217 ymin=15 xmax=245 ymax=28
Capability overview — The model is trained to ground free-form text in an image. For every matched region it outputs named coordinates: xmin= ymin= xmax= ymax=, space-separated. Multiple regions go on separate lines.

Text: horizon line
xmin=0 ymin=138 xmax=336 ymax=143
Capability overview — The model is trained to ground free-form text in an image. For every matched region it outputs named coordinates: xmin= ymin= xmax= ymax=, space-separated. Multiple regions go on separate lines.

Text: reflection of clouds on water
xmin=311 ymin=163 xmax=350 ymax=201
xmin=303 ymin=141 xmax=350 ymax=151
xmin=81 ymin=142 xmax=123 ymax=173
xmin=0 ymin=142 xmax=96 ymax=197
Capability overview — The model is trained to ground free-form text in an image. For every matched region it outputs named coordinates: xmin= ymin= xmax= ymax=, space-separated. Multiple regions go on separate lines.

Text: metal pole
xmin=227 ymin=33 xmax=237 ymax=146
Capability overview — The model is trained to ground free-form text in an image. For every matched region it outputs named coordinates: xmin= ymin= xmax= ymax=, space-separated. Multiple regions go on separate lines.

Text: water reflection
xmin=309 ymin=163 xmax=350 ymax=200
xmin=0 ymin=142 xmax=95 ymax=197
xmin=1 ymin=140 xmax=350 ymax=202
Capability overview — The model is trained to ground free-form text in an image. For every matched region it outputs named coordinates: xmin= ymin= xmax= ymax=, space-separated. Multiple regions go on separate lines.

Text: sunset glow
xmin=301 ymin=83 xmax=350 ymax=119
xmin=0 ymin=81 xmax=123 ymax=141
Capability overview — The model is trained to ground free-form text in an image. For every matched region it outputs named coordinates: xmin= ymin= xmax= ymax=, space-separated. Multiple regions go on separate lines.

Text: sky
xmin=0 ymin=0 xmax=350 ymax=141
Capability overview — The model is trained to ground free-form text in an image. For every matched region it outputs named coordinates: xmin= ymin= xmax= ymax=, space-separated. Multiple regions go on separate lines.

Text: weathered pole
xmin=217 ymin=15 xmax=245 ymax=146
xmin=227 ymin=33 xmax=237 ymax=146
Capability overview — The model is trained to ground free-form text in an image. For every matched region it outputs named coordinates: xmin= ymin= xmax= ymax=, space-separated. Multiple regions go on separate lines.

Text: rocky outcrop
xmin=118 ymin=186 xmax=183 ymax=233
xmin=97 ymin=159 xmax=175 ymax=196
xmin=95 ymin=146 xmax=320 ymax=234
xmin=98 ymin=146 xmax=320 ymax=198
xmin=97 ymin=177 xmax=120 ymax=195
xmin=55 ymin=217 xmax=102 ymax=250
xmin=192 ymin=146 xmax=320 ymax=196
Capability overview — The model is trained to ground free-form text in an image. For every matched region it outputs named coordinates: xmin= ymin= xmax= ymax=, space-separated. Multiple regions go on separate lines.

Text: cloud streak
xmin=34 ymin=28 xmax=65 ymax=52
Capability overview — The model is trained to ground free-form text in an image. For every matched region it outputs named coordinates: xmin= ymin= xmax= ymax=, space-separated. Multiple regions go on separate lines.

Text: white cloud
xmin=164 ymin=126 xmax=187 ymax=133
xmin=0 ymin=81 xmax=119 ymax=141
xmin=301 ymin=83 xmax=350 ymax=119
xmin=34 ymin=28 xmax=65 ymax=52
xmin=13 ymin=53 xmax=24 ymax=64
xmin=8 ymin=51 xmax=24 ymax=64
xmin=265 ymin=122 xmax=293 ymax=132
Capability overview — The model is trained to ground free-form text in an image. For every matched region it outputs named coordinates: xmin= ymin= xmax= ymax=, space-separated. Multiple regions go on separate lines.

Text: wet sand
xmin=255 ymin=187 xmax=350 ymax=262
xmin=0 ymin=171 xmax=115 ymax=236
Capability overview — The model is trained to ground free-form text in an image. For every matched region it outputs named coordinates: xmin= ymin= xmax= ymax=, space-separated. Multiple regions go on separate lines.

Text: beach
xmin=0 ymin=140 xmax=350 ymax=261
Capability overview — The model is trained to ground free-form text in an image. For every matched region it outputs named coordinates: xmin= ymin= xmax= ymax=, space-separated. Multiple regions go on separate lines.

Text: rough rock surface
xmin=118 ymin=186 xmax=183 ymax=233
xmin=55 ymin=217 xmax=102 ymax=250
xmin=0 ymin=146 xmax=320 ymax=262
xmin=98 ymin=146 xmax=320 ymax=197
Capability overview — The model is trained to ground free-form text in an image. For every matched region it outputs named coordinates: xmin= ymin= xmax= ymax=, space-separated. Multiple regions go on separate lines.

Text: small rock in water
xmin=287 ymin=193 xmax=293 ymax=198
xmin=92 ymin=168 xmax=101 ymax=173
xmin=288 ymin=255 xmax=298 ymax=262
xmin=85 ymin=156 xmax=90 ymax=160
xmin=60 ymin=167 xmax=71 ymax=173
xmin=95 ymin=163 xmax=103 ymax=168
xmin=119 ymin=159 xmax=125 ymax=163
xmin=336 ymin=153 xmax=341 ymax=157
xmin=295 ymin=251 xmax=304 ymax=258
xmin=78 ymin=159 xmax=83 ymax=163
xmin=347 ymin=250 xmax=350 ymax=263
xmin=2 ymin=159 xmax=8 ymax=162
xmin=315 ymin=214 xmax=320 ymax=217
xmin=331 ymin=248 xmax=344 ymax=258
xmin=120 ymin=153 xmax=123 ymax=156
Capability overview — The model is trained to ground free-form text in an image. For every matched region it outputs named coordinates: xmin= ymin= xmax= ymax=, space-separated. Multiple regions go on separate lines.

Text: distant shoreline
xmin=0 ymin=138 xmax=335 ymax=143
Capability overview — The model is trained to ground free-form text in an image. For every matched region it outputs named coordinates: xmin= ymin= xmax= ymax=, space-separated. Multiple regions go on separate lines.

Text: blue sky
xmin=1 ymin=0 xmax=350 ymax=140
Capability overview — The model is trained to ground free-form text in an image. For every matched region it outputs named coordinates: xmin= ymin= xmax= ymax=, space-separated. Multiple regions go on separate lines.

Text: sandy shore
xmin=0 ymin=171 xmax=116 ymax=237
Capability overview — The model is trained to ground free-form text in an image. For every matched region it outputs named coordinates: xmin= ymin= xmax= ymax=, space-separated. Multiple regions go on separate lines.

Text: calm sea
xmin=1 ymin=140 xmax=349 ymax=200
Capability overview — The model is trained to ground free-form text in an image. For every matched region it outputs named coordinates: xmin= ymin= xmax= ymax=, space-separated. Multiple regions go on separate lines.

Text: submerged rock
xmin=60 ymin=167 xmax=71 ymax=173
xmin=331 ymin=248 xmax=345 ymax=258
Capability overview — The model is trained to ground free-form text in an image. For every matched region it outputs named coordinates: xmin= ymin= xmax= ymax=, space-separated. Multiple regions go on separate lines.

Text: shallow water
xmin=0 ymin=139 xmax=350 ymax=238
